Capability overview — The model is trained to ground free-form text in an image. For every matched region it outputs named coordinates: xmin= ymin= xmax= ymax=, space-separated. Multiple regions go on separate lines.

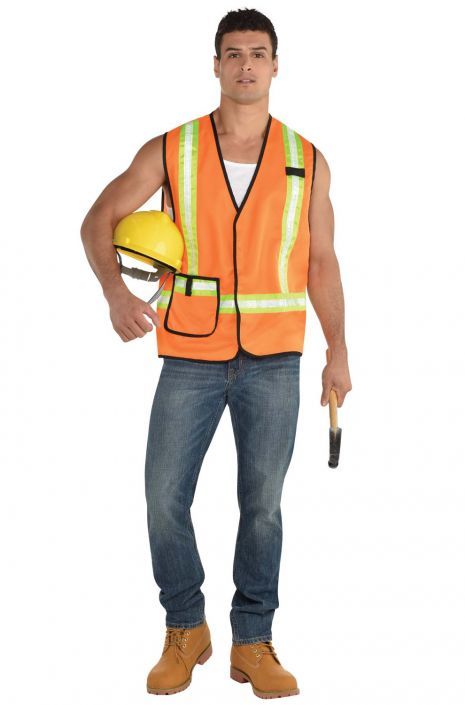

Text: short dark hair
xmin=215 ymin=8 xmax=278 ymax=60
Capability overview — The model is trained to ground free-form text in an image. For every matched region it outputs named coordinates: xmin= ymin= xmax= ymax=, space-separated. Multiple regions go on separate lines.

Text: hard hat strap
xmin=115 ymin=249 xmax=174 ymax=304
xmin=119 ymin=263 xmax=165 ymax=282
xmin=147 ymin=270 xmax=172 ymax=305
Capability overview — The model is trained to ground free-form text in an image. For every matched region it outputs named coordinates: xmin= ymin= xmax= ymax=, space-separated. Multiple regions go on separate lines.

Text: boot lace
xmin=163 ymin=627 xmax=191 ymax=663
xmin=249 ymin=640 xmax=280 ymax=663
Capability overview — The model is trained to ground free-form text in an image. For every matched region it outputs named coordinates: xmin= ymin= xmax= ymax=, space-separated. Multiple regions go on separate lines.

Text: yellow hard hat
xmin=112 ymin=210 xmax=184 ymax=304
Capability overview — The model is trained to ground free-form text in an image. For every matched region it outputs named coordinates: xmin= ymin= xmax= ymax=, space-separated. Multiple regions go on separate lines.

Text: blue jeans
xmin=144 ymin=350 xmax=301 ymax=645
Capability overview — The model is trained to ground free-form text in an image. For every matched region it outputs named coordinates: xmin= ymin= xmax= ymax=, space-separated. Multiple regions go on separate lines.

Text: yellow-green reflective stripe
xmin=280 ymin=125 xmax=305 ymax=294
xmin=173 ymin=279 xmax=217 ymax=294
xmin=237 ymin=292 xmax=305 ymax=313
xmin=156 ymin=291 xmax=306 ymax=313
xmin=178 ymin=120 xmax=199 ymax=274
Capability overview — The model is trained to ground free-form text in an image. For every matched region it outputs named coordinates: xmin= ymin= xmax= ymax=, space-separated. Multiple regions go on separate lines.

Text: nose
xmin=241 ymin=63 xmax=252 ymax=72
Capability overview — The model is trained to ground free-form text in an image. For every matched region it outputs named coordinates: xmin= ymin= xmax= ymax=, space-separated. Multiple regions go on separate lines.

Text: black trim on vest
xmin=209 ymin=110 xmax=272 ymax=216
xmin=207 ymin=110 xmax=305 ymax=360
xmin=210 ymin=111 xmax=276 ymax=359
xmin=286 ymin=166 xmax=305 ymax=177
xmin=158 ymin=350 xmax=302 ymax=364
xmin=310 ymin=143 xmax=316 ymax=194
xmin=162 ymin=131 xmax=176 ymax=222
xmin=210 ymin=113 xmax=239 ymax=211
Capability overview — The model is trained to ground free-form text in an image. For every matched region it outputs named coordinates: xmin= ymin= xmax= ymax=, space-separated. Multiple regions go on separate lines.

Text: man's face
xmin=213 ymin=30 xmax=278 ymax=105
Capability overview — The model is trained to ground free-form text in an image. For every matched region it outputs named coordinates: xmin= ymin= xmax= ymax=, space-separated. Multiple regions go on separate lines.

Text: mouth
xmin=236 ymin=78 xmax=255 ymax=84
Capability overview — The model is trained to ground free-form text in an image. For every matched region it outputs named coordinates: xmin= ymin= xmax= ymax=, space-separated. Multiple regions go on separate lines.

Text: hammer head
xmin=328 ymin=427 xmax=342 ymax=468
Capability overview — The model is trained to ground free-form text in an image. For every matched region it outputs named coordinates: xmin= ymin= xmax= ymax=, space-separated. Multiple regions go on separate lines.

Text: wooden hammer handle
xmin=325 ymin=348 xmax=338 ymax=429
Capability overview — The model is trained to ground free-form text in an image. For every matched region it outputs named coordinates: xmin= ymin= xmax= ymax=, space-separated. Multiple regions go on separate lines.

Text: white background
xmin=1 ymin=1 xmax=464 ymax=703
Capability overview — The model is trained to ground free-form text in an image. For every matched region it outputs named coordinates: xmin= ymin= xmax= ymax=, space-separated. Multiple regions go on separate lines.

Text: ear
xmin=273 ymin=54 xmax=278 ymax=77
xmin=213 ymin=54 xmax=220 ymax=78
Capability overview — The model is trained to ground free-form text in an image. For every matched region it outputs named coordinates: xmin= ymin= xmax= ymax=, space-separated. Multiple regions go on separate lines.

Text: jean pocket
xmin=164 ymin=273 xmax=220 ymax=337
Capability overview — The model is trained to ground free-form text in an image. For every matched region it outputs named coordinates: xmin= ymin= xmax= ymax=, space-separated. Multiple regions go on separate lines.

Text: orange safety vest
xmin=155 ymin=111 xmax=316 ymax=362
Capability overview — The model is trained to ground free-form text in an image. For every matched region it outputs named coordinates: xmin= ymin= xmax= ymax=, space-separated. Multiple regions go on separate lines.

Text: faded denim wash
xmin=144 ymin=349 xmax=300 ymax=645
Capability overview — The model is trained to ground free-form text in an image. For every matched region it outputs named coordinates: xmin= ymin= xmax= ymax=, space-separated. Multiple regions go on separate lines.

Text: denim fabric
xmin=144 ymin=349 xmax=300 ymax=644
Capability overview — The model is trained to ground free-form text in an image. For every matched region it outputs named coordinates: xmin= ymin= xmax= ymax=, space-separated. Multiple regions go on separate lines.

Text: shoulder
xmin=275 ymin=119 xmax=318 ymax=181
xmin=312 ymin=147 xmax=331 ymax=194
xmin=128 ymin=134 xmax=164 ymax=177
xmin=276 ymin=118 xmax=314 ymax=148
xmin=166 ymin=114 xmax=208 ymax=135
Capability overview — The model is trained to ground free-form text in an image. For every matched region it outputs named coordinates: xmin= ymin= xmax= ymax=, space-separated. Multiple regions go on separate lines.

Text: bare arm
xmin=307 ymin=148 xmax=352 ymax=406
xmin=80 ymin=134 xmax=166 ymax=299
xmin=80 ymin=134 xmax=166 ymax=342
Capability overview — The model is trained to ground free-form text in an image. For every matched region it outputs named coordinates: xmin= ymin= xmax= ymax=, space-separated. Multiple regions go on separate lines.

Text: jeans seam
xmin=228 ymin=401 xmax=243 ymax=499
xmin=228 ymin=399 xmax=245 ymax=643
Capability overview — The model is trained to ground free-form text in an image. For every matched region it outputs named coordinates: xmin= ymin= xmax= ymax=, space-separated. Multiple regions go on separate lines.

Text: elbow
xmin=80 ymin=209 xmax=96 ymax=240
xmin=309 ymin=251 xmax=339 ymax=274
xmin=307 ymin=252 xmax=339 ymax=287
xmin=80 ymin=205 xmax=113 ymax=240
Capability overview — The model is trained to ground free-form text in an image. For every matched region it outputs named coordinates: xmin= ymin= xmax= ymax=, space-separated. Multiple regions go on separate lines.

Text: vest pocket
xmin=164 ymin=273 xmax=220 ymax=337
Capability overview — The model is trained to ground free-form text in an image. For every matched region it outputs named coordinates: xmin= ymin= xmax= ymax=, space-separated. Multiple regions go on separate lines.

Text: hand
xmin=321 ymin=349 xmax=352 ymax=407
xmin=107 ymin=287 xmax=161 ymax=342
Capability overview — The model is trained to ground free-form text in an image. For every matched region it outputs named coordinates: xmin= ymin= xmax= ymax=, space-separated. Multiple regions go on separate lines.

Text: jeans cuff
xmin=232 ymin=633 xmax=272 ymax=645
xmin=166 ymin=616 xmax=206 ymax=629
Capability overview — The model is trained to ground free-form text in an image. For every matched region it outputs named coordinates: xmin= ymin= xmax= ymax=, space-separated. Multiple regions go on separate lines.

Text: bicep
xmin=308 ymin=147 xmax=335 ymax=270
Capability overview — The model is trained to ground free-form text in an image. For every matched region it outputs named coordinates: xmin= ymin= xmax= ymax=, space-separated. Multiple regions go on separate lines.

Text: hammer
xmin=326 ymin=348 xmax=342 ymax=468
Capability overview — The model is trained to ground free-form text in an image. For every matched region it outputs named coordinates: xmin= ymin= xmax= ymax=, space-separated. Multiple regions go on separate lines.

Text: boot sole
xmin=147 ymin=642 xmax=212 ymax=695
xmin=230 ymin=665 xmax=300 ymax=699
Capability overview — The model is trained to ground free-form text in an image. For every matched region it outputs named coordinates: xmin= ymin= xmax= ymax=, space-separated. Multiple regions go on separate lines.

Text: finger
xmin=337 ymin=391 xmax=347 ymax=407
xmin=143 ymin=308 xmax=161 ymax=328
xmin=321 ymin=369 xmax=328 ymax=405
xmin=137 ymin=313 xmax=155 ymax=332
xmin=321 ymin=384 xmax=331 ymax=406
xmin=143 ymin=305 xmax=159 ymax=325
xmin=126 ymin=320 xmax=148 ymax=338
xmin=122 ymin=326 xmax=136 ymax=341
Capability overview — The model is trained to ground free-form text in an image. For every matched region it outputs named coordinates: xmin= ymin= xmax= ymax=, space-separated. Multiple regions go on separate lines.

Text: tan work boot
xmin=146 ymin=621 xmax=212 ymax=695
xmin=230 ymin=640 xmax=300 ymax=699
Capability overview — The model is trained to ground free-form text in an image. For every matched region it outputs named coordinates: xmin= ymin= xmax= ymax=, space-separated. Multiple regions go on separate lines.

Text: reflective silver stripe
xmin=219 ymin=298 xmax=236 ymax=311
xmin=156 ymin=291 xmax=306 ymax=313
xmin=173 ymin=278 xmax=217 ymax=294
xmin=239 ymin=297 xmax=306 ymax=309
xmin=178 ymin=120 xmax=199 ymax=274
xmin=237 ymin=292 xmax=305 ymax=313
xmin=280 ymin=124 xmax=305 ymax=293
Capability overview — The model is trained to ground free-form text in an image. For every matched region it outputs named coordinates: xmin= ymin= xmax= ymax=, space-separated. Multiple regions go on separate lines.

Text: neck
xmin=213 ymin=97 xmax=270 ymax=142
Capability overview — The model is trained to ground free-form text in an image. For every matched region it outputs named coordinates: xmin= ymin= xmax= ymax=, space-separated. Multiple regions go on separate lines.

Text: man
xmin=80 ymin=7 xmax=352 ymax=699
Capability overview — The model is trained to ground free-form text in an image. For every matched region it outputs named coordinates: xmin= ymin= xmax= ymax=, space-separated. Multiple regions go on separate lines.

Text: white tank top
xmin=165 ymin=159 xmax=257 ymax=218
